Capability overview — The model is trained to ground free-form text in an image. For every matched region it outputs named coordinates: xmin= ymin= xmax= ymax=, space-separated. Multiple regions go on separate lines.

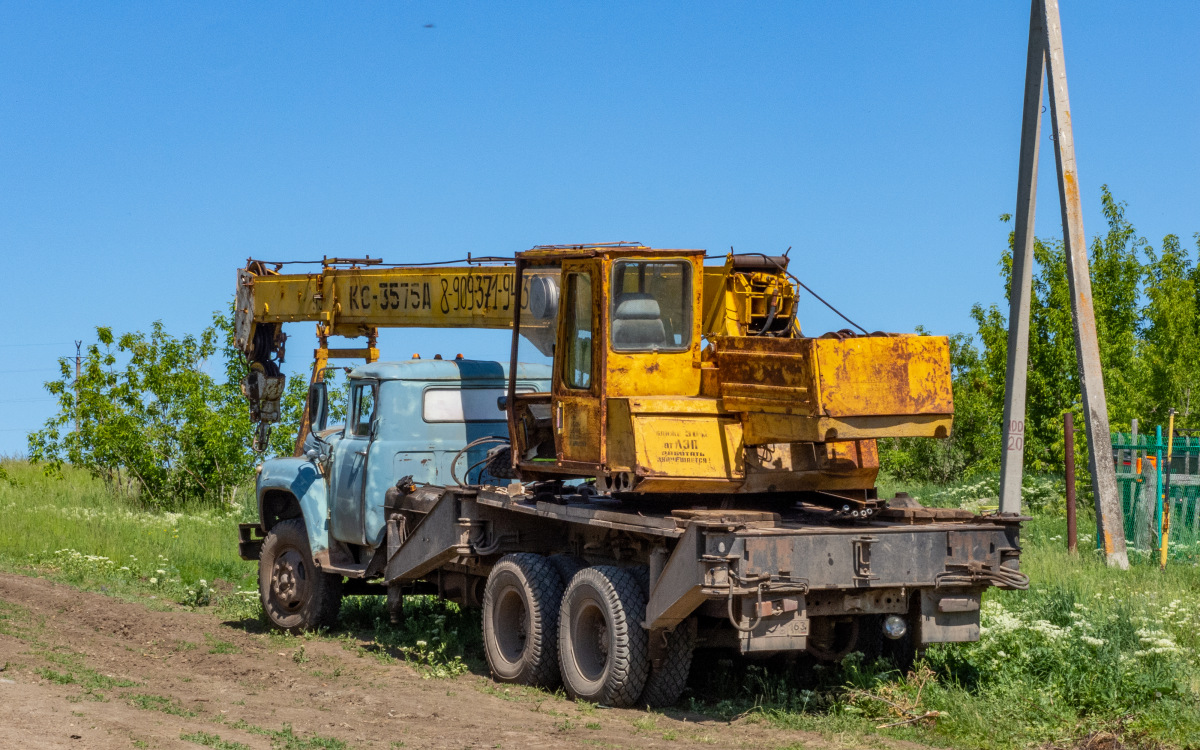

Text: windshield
xmin=609 ymin=260 xmax=691 ymax=352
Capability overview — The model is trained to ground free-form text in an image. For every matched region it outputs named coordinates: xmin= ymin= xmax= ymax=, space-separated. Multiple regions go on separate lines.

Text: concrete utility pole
xmin=998 ymin=0 xmax=1128 ymax=569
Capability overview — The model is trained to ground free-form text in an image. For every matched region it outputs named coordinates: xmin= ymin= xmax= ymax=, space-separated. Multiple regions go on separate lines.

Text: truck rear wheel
xmin=640 ymin=617 xmax=697 ymax=708
xmin=482 ymin=553 xmax=564 ymax=687
xmin=258 ymin=518 xmax=343 ymax=634
xmin=558 ymin=566 xmax=649 ymax=708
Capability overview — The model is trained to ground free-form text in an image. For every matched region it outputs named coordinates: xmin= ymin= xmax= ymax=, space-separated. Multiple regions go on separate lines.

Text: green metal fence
xmin=1112 ymin=430 xmax=1200 ymax=553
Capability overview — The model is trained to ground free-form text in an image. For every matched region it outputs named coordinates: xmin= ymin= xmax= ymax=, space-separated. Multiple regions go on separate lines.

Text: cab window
xmin=610 ymin=260 xmax=691 ymax=352
xmin=423 ymin=387 xmax=535 ymax=422
xmin=562 ymin=273 xmax=594 ymax=390
xmin=349 ymin=382 xmax=377 ymax=437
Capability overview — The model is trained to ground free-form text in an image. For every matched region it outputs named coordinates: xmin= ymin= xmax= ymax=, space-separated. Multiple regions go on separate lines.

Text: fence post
xmin=1066 ymin=412 xmax=1077 ymax=553
xmin=1156 ymin=424 xmax=1164 ymax=550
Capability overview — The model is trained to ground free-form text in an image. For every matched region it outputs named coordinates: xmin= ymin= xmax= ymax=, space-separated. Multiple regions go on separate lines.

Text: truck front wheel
xmin=482 ymin=554 xmax=564 ymax=687
xmin=258 ymin=518 xmax=344 ymax=634
xmin=558 ymin=566 xmax=649 ymax=708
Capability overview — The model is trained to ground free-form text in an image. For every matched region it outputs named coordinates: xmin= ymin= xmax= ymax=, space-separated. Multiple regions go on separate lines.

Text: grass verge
xmin=5 ymin=457 xmax=1200 ymax=747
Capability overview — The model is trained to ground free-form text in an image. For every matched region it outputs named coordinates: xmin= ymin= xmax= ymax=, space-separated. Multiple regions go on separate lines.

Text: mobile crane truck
xmin=234 ymin=244 xmax=1027 ymax=707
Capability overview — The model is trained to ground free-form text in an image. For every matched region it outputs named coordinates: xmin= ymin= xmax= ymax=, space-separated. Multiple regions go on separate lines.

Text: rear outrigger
xmin=235 ymin=244 xmax=1026 ymax=707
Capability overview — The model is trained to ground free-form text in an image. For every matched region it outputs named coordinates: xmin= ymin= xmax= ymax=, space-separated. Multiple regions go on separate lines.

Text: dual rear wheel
xmin=481 ymin=554 xmax=694 ymax=708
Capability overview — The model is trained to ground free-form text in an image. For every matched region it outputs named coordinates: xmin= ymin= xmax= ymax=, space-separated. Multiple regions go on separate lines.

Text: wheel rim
xmin=270 ymin=548 xmax=310 ymax=613
xmin=570 ymin=597 xmax=610 ymax=682
xmin=493 ymin=584 xmax=529 ymax=665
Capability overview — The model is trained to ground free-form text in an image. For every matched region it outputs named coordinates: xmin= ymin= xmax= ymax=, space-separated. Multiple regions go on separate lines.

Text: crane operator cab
xmin=505 ymin=244 xmax=954 ymax=506
xmin=506 ymin=246 xmax=704 ymax=489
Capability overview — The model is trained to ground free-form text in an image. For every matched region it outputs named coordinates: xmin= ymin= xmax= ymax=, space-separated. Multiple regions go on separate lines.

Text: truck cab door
xmin=553 ymin=261 xmax=602 ymax=468
xmin=330 ymin=379 xmax=377 ymax=546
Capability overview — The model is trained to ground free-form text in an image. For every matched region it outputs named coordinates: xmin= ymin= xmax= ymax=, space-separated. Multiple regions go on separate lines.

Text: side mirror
xmin=497 ymin=395 xmax=508 ymax=411
xmin=307 ymin=381 xmax=329 ymax=435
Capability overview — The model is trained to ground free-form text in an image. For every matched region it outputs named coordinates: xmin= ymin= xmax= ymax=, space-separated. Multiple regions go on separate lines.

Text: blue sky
xmin=2 ymin=2 xmax=1197 ymax=454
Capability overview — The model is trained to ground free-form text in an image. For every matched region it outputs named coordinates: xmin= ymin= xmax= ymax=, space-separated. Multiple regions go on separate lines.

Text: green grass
xmin=126 ymin=692 xmax=199 ymax=717
xmin=0 ymin=458 xmax=257 ymax=599
xmin=205 ymin=633 xmax=241 ymax=654
xmin=7 ymin=457 xmax=1200 ymax=747
xmin=181 ymin=731 xmax=251 ymax=750
xmin=225 ymin=720 xmax=348 ymax=750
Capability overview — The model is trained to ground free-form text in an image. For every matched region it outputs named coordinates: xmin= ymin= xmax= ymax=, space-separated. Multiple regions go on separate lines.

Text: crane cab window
xmin=562 ymin=273 xmax=594 ymax=390
xmin=610 ymin=260 xmax=691 ymax=352
xmin=349 ymin=382 xmax=377 ymax=437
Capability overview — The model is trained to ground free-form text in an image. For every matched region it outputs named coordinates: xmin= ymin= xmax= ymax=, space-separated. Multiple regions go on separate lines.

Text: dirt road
xmin=0 ymin=573 xmax=907 ymax=750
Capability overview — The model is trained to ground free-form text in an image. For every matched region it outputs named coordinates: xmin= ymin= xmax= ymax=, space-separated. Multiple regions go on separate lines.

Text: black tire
xmin=558 ymin=566 xmax=649 ymax=707
xmin=548 ymin=554 xmax=589 ymax=586
xmin=258 ymin=518 xmax=343 ymax=634
xmin=482 ymin=553 xmax=564 ymax=687
xmin=485 ymin=447 xmax=516 ymax=480
xmin=805 ymin=616 xmax=861 ymax=663
xmin=640 ymin=617 xmax=697 ymax=708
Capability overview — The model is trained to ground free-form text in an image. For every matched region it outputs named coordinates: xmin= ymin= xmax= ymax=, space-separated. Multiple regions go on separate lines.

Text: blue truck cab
xmin=249 ymin=358 xmax=551 ymax=580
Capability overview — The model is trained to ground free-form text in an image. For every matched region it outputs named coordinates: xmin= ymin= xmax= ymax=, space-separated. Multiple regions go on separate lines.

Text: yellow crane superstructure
xmin=235 ymin=243 xmax=953 ymax=506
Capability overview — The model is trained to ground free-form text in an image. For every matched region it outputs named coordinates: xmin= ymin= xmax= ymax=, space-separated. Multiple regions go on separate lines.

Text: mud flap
xmin=917 ymin=589 xmax=981 ymax=644
xmin=384 ymin=490 xmax=467 ymax=582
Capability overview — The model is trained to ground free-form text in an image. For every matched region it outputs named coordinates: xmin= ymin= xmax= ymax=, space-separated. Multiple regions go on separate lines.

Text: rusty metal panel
xmin=712 ymin=337 xmax=819 ymax=415
xmin=632 ymin=414 xmax=744 ymax=479
xmin=559 ymin=398 xmax=602 ymax=464
xmin=604 ymin=398 xmax=636 ymax=472
xmin=738 ymin=596 xmax=808 ymax=653
xmin=813 ymin=335 xmax=953 ymax=418
xmin=712 ymin=335 xmax=953 ymax=431
xmin=742 ymin=530 xmax=950 ymax=589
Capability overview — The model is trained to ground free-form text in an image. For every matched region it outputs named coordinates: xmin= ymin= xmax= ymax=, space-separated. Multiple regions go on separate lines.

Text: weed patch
xmin=205 ymin=633 xmax=240 ymax=654
xmin=340 ymin=594 xmax=476 ymax=678
xmin=181 ymin=731 xmax=250 ymax=750
xmin=227 ymin=720 xmax=348 ymax=749
xmin=126 ymin=692 xmax=198 ymax=717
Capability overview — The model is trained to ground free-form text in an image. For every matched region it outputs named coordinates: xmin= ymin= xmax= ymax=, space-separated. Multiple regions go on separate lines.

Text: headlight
xmin=883 ymin=614 xmax=908 ymax=640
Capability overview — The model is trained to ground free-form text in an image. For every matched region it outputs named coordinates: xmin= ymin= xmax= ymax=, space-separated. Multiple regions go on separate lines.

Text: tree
xmin=1089 ymin=187 xmax=1147 ymax=427
xmin=28 ymin=319 xmax=255 ymax=507
xmin=882 ymin=186 xmax=1173 ymax=487
xmin=27 ymin=307 xmax=345 ymax=508
xmin=1138 ymin=233 xmax=1200 ymax=426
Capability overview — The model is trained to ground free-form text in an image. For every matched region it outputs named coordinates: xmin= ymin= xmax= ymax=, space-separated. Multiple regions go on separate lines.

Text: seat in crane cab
xmin=612 ymin=292 xmax=667 ymax=348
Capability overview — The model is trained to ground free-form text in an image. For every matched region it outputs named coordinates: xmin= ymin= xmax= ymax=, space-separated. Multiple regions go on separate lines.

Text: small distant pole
xmin=1155 ymin=425 xmax=1164 ymax=549
xmin=1065 ymin=412 xmax=1077 ymax=553
xmin=1161 ymin=409 xmax=1176 ymax=571
xmin=74 ymin=340 xmax=82 ymax=434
